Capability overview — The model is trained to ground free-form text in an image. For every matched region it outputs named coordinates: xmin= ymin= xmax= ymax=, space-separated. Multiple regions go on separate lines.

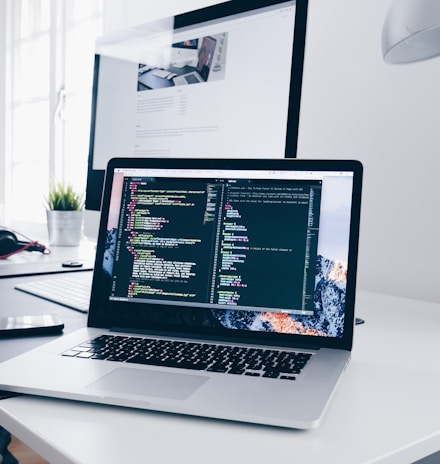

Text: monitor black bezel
xmin=85 ymin=0 xmax=309 ymax=211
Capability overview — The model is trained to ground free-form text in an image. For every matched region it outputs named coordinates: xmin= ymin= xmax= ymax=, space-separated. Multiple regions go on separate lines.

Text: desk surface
xmin=1 ymin=282 xmax=440 ymax=464
xmin=0 ymin=240 xmax=95 ymax=361
xmin=0 ymin=238 xmax=95 ymax=278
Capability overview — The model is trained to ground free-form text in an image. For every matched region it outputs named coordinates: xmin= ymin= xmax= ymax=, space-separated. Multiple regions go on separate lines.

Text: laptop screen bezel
xmin=89 ymin=157 xmax=362 ymax=351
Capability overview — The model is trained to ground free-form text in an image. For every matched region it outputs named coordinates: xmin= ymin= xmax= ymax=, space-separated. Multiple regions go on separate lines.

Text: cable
xmin=0 ymin=226 xmax=51 ymax=259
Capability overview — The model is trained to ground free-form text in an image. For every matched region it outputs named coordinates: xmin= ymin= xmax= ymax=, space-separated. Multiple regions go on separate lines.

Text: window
xmin=3 ymin=0 xmax=103 ymax=223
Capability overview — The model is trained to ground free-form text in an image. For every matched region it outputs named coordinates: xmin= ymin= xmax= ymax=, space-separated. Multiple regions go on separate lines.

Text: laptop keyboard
xmin=62 ymin=335 xmax=312 ymax=381
xmin=185 ymin=74 xmax=200 ymax=84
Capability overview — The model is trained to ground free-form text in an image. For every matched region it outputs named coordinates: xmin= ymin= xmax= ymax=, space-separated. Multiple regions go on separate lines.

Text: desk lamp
xmin=382 ymin=0 xmax=440 ymax=63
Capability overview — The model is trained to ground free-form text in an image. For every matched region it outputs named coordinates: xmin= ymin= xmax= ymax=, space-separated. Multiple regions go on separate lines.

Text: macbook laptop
xmin=0 ymin=157 xmax=362 ymax=429
xmin=173 ymin=36 xmax=217 ymax=85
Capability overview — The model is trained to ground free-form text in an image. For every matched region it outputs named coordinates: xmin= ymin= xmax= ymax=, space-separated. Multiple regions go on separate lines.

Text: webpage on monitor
xmin=92 ymin=2 xmax=297 ymax=169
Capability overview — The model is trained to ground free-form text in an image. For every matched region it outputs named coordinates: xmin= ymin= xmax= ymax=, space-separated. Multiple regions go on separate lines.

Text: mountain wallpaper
xmin=211 ymin=255 xmax=347 ymax=337
xmin=103 ymin=227 xmax=347 ymax=338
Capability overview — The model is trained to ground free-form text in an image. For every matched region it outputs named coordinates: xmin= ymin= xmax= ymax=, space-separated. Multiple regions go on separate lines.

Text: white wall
xmin=103 ymin=0 xmax=440 ymax=304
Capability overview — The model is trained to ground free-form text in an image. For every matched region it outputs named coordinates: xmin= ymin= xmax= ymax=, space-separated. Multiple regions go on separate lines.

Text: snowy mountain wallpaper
xmin=210 ymin=254 xmax=346 ymax=337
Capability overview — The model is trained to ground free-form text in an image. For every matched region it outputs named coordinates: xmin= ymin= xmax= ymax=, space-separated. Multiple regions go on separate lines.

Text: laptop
xmin=173 ymin=36 xmax=217 ymax=85
xmin=0 ymin=157 xmax=362 ymax=429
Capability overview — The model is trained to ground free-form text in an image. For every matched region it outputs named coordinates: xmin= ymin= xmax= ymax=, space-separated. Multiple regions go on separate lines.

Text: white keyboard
xmin=152 ymin=69 xmax=171 ymax=78
xmin=15 ymin=274 xmax=92 ymax=313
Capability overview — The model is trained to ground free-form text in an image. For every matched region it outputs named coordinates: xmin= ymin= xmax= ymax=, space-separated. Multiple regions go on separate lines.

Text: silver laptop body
xmin=0 ymin=157 xmax=363 ymax=429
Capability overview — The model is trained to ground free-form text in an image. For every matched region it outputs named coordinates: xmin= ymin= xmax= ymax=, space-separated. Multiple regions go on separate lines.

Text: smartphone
xmin=0 ymin=314 xmax=64 ymax=337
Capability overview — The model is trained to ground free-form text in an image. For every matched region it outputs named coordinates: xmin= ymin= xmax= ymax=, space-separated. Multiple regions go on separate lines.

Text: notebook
xmin=0 ymin=157 xmax=363 ymax=429
xmin=173 ymin=36 xmax=217 ymax=85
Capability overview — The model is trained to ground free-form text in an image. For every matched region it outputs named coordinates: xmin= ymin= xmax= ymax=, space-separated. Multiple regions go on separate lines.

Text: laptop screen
xmin=90 ymin=158 xmax=362 ymax=349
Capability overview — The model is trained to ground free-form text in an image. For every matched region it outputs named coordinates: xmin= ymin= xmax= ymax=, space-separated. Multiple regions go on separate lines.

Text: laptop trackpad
xmin=88 ymin=367 xmax=208 ymax=400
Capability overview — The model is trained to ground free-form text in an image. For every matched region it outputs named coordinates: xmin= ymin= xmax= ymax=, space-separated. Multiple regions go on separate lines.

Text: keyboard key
xmin=63 ymin=334 xmax=313 ymax=381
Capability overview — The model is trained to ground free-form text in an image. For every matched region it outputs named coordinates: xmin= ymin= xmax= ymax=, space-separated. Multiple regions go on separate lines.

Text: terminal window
xmin=110 ymin=176 xmax=322 ymax=316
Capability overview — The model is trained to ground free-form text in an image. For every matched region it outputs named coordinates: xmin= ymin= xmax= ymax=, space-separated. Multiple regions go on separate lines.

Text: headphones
xmin=0 ymin=228 xmax=48 ymax=259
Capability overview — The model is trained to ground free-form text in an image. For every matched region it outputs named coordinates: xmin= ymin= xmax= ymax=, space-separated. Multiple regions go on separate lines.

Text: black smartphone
xmin=0 ymin=314 xmax=64 ymax=337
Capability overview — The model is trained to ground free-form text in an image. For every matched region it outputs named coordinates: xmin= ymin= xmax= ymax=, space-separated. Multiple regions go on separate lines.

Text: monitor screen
xmin=86 ymin=0 xmax=309 ymax=211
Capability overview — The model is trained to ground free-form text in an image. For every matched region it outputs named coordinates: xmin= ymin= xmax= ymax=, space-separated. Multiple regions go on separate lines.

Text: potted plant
xmin=45 ymin=182 xmax=84 ymax=246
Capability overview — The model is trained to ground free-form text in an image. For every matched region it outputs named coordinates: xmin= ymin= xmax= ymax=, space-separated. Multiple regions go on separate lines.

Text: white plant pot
xmin=46 ymin=210 xmax=83 ymax=246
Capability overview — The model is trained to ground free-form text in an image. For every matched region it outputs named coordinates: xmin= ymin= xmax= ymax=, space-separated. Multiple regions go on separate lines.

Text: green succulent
xmin=46 ymin=182 xmax=84 ymax=211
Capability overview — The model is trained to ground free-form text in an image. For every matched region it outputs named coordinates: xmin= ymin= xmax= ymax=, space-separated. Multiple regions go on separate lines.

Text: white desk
xmin=1 ymin=290 xmax=440 ymax=464
xmin=0 ymin=239 xmax=95 ymax=360
xmin=0 ymin=236 xmax=96 ymax=278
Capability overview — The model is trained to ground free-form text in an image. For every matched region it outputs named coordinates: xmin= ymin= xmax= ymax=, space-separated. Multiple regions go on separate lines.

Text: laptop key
xmin=207 ymin=363 xmax=229 ymax=373
xmin=64 ymin=335 xmax=313 ymax=381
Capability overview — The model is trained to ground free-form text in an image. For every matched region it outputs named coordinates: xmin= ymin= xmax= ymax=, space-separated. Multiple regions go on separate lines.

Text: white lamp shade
xmin=382 ymin=0 xmax=440 ymax=63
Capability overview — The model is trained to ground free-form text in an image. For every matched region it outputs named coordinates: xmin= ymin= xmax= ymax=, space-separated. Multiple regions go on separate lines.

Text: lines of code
xmin=113 ymin=180 xmax=212 ymax=302
xmin=213 ymin=184 xmax=320 ymax=312
xmin=110 ymin=177 xmax=321 ymax=315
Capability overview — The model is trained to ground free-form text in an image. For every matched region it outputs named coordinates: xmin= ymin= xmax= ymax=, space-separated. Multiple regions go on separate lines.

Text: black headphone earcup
xmin=0 ymin=230 xmax=21 ymax=255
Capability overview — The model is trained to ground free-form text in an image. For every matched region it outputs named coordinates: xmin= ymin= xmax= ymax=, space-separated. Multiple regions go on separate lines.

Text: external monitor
xmin=86 ymin=0 xmax=309 ymax=211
